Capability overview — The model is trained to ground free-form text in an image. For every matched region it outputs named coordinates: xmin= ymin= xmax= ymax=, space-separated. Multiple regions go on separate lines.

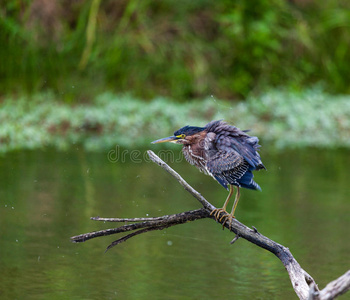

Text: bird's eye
xmin=177 ymin=134 xmax=186 ymax=139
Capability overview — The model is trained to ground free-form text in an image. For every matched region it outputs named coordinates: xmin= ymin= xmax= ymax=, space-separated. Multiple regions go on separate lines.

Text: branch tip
xmin=230 ymin=234 xmax=240 ymax=245
xmin=252 ymin=226 xmax=260 ymax=234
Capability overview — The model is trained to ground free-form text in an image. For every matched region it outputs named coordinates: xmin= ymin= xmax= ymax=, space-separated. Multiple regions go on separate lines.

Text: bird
xmin=152 ymin=120 xmax=265 ymax=226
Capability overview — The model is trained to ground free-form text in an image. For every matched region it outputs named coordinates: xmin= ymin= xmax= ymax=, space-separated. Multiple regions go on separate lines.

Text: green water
xmin=0 ymin=148 xmax=349 ymax=299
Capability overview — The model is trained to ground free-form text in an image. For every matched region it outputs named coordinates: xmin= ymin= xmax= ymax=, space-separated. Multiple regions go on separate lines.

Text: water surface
xmin=0 ymin=148 xmax=349 ymax=299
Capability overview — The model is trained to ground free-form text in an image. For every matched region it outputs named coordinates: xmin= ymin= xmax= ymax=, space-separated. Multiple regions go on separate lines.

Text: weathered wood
xmin=70 ymin=150 xmax=350 ymax=300
xmin=309 ymin=271 xmax=350 ymax=300
xmin=71 ymin=209 xmax=208 ymax=244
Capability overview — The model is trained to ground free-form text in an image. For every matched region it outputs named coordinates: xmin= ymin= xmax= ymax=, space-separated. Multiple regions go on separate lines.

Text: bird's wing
xmin=206 ymin=149 xmax=242 ymax=172
xmin=205 ymin=120 xmax=264 ymax=170
xmin=206 ymin=149 xmax=250 ymax=189
xmin=217 ymin=133 xmax=264 ymax=170
xmin=204 ymin=130 xmax=245 ymax=173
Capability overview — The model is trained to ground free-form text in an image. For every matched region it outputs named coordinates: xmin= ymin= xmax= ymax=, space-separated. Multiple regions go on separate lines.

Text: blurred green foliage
xmin=1 ymin=88 xmax=349 ymax=152
xmin=1 ymin=0 xmax=350 ymax=100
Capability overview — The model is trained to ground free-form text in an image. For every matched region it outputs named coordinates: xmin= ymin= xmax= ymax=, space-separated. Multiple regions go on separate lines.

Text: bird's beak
xmin=151 ymin=136 xmax=178 ymax=144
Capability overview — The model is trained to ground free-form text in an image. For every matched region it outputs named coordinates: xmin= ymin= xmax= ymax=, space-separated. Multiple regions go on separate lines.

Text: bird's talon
xmin=219 ymin=213 xmax=228 ymax=222
xmin=221 ymin=217 xmax=228 ymax=223
xmin=220 ymin=215 xmax=229 ymax=229
xmin=210 ymin=208 xmax=218 ymax=218
xmin=223 ymin=214 xmax=236 ymax=228
xmin=214 ymin=210 xmax=222 ymax=219
xmin=210 ymin=208 xmax=229 ymax=223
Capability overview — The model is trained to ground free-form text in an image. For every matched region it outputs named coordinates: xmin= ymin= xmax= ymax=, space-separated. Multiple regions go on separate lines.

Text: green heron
xmin=152 ymin=120 xmax=265 ymax=225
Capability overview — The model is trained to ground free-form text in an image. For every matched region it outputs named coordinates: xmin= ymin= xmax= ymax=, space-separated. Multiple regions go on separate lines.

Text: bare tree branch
xmin=71 ymin=209 xmax=208 ymax=245
xmin=71 ymin=150 xmax=350 ymax=300
xmin=309 ymin=271 xmax=350 ymax=300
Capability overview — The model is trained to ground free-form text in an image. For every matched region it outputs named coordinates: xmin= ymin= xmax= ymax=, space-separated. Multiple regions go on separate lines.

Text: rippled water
xmin=0 ymin=148 xmax=349 ymax=299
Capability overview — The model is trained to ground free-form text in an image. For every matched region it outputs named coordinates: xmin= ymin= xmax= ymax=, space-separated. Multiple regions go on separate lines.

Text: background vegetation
xmin=1 ymin=88 xmax=349 ymax=152
xmin=1 ymin=0 xmax=350 ymax=101
xmin=1 ymin=0 xmax=350 ymax=152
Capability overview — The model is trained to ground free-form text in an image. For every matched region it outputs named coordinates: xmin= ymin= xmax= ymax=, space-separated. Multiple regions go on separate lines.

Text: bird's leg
xmin=230 ymin=186 xmax=240 ymax=218
xmin=217 ymin=185 xmax=234 ymax=219
xmin=210 ymin=185 xmax=234 ymax=222
xmin=221 ymin=186 xmax=241 ymax=228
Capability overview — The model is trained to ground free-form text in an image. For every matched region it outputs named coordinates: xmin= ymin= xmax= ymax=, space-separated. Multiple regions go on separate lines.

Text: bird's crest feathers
xmin=174 ymin=125 xmax=205 ymax=137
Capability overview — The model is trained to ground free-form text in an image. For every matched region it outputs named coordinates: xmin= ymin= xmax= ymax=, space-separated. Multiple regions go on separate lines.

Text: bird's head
xmin=152 ymin=125 xmax=206 ymax=145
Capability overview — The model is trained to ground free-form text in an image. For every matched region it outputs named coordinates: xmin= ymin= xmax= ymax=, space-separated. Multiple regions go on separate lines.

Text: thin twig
xmin=91 ymin=216 xmax=169 ymax=222
xmin=230 ymin=234 xmax=240 ymax=244
xmin=105 ymin=227 xmax=161 ymax=252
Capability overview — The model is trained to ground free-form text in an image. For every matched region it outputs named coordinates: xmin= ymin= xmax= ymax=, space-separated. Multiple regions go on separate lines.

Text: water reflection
xmin=0 ymin=148 xmax=349 ymax=299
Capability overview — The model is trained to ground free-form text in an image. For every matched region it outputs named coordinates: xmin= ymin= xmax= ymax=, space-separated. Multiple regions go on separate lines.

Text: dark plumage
xmin=152 ymin=120 xmax=265 ymax=224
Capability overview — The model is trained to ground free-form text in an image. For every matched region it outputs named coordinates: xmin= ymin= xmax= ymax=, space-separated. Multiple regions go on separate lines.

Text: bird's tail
xmin=237 ymin=170 xmax=261 ymax=191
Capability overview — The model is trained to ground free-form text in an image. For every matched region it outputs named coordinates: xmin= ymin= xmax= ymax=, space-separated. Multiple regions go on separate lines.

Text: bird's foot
xmin=219 ymin=213 xmax=235 ymax=229
xmin=210 ymin=209 xmax=235 ymax=229
xmin=210 ymin=208 xmax=227 ymax=221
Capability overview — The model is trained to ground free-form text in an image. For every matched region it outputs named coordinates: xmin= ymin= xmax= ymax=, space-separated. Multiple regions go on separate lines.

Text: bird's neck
xmin=183 ymin=132 xmax=206 ymax=146
xmin=182 ymin=132 xmax=207 ymax=157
